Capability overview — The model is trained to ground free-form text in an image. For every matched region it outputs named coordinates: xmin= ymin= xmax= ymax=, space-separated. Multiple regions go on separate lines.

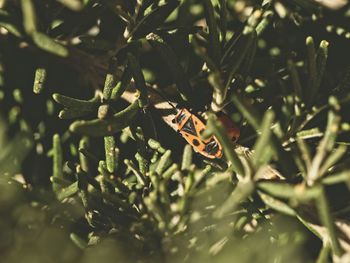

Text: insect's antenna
xmin=146 ymin=84 xmax=178 ymax=110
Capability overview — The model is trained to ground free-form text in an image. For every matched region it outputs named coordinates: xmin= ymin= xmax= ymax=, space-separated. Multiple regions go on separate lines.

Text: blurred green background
xmin=1 ymin=0 xmax=350 ymax=262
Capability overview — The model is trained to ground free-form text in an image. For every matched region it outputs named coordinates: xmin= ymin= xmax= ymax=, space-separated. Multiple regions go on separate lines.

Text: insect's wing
xmin=177 ymin=110 xmax=223 ymax=159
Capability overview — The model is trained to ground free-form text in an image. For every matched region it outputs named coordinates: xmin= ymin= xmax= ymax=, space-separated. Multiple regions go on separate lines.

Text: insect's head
xmin=172 ymin=108 xmax=187 ymax=125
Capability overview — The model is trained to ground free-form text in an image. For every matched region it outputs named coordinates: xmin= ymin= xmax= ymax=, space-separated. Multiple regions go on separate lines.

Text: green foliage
xmin=2 ymin=0 xmax=350 ymax=262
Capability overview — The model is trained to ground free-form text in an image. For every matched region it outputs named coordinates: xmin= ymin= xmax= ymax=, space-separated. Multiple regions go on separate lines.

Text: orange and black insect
xmin=147 ymin=86 xmax=233 ymax=159
xmin=174 ymin=108 xmax=223 ymax=159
